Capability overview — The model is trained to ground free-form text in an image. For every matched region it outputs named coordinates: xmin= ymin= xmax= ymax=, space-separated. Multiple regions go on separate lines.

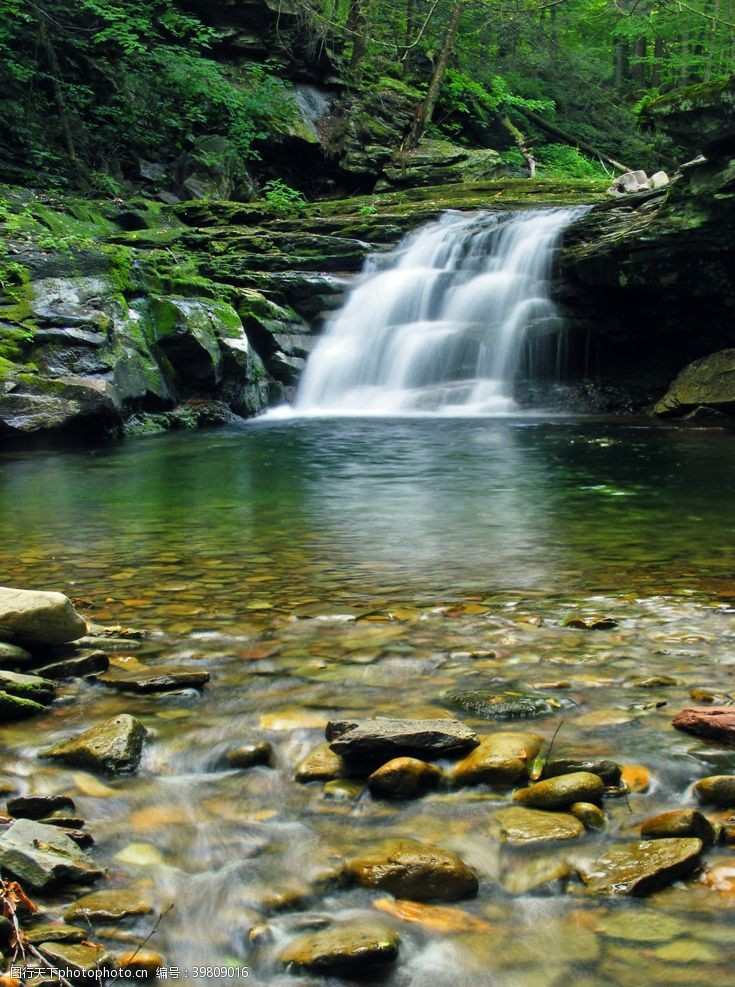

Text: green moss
xmin=378 ymin=76 xmax=422 ymax=100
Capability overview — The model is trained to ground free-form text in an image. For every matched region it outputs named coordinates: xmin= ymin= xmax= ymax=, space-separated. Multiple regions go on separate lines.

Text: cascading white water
xmin=292 ymin=207 xmax=585 ymax=416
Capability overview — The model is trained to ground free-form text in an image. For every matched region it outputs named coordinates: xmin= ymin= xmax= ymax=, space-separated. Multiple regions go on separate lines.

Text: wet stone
xmin=117 ymin=948 xmax=165 ymax=978
xmin=64 ymin=889 xmax=153 ymax=923
xmin=323 ymin=779 xmax=364 ymax=800
xmin=694 ymin=775 xmax=735 ymax=806
xmin=0 ymin=641 xmax=33 ymax=665
xmin=673 ymin=707 xmax=735 ymax=745
xmin=514 ymin=771 xmax=605 ymax=810
xmin=0 ymin=819 xmax=103 ymax=890
xmin=641 ymin=808 xmax=715 ymax=846
xmin=23 ymin=923 xmax=87 ymax=945
xmin=451 ymin=731 xmax=544 ymax=788
xmin=443 ymin=689 xmax=564 ymax=720
xmin=0 ymin=690 xmax=46 ymax=720
xmin=34 ymin=651 xmax=110 ymax=680
xmin=327 ymin=717 xmax=478 ymax=760
xmin=579 ymin=838 xmax=703 ymax=896
xmin=38 ymin=941 xmax=108 ymax=975
xmin=0 ymin=587 xmax=87 ymax=646
xmin=543 ymin=758 xmax=622 ymax=786
xmin=279 ymin=921 xmax=399 ymax=975
xmin=295 ymin=742 xmax=348 ymax=783
xmin=0 ymin=669 xmax=55 ymax=703
xmin=7 ymin=795 xmax=74 ymax=820
xmin=501 ymin=856 xmax=572 ymax=894
xmin=224 ymin=741 xmax=273 ymax=769
xmin=595 ymin=910 xmax=688 ymax=943
xmin=491 ymin=806 xmax=585 ymax=844
xmin=98 ymin=666 xmax=210 ymax=693
xmin=347 ymin=839 xmax=479 ymax=902
xmin=367 ymin=757 xmax=441 ymax=799
xmin=41 ymin=714 xmax=147 ymax=774
xmin=570 ymin=802 xmax=606 ymax=829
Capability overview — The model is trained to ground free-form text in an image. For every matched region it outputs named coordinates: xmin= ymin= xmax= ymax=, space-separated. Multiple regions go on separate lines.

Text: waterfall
xmin=293 ymin=207 xmax=585 ymax=416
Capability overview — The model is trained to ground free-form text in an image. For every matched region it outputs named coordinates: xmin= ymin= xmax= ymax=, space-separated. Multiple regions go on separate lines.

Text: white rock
xmin=650 ymin=171 xmax=670 ymax=189
xmin=0 ymin=587 xmax=87 ymax=646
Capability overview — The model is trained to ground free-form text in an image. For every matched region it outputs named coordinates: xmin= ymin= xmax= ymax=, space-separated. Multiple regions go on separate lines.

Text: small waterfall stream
xmin=294 ymin=207 xmax=586 ymax=416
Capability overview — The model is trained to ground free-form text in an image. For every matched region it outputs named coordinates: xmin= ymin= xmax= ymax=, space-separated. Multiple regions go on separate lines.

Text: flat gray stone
xmin=0 ymin=641 xmax=33 ymax=665
xmin=34 ymin=651 xmax=110 ymax=680
xmin=0 ymin=587 xmax=87 ymax=646
xmin=327 ymin=718 xmax=478 ymax=760
xmin=98 ymin=666 xmax=209 ymax=693
xmin=0 ymin=819 xmax=103 ymax=890
xmin=578 ymin=838 xmax=703 ymax=895
xmin=41 ymin=714 xmax=147 ymax=774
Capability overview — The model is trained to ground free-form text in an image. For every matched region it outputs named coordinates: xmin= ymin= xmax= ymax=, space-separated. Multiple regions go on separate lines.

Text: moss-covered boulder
xmin=653 ymin=348 xmax=735 ymax=417
xmin=377 ymin=139 xmax=505 ymax=191
xmin=642 ymin=76 xmax=735 ymax=157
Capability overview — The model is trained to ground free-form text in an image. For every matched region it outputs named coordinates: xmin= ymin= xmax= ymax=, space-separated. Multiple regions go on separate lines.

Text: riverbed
xmin=1 ymin=416 xmax=734 ymax=985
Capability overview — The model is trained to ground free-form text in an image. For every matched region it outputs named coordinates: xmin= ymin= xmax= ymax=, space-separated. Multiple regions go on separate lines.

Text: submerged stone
xmin=641 ymin=808 xmax=715 ymax=845
xmin=41 ymin=714 xmax=147 ymax=774
xmin=279 ymin=921 xmax=399 ymax=974
xmin=444 ymin=689 xmax=564 ymax=720
xmin=451 ymin=731 xmax=544 ymax=787
xmin=295 ymin=742 xmax=348 ymax=782
xmin=514 ymin=771 xmax=605 ymax=810
xmin=0 ymin=587 xmax=87 ymax=645
xmin=38 ymin=941 xmax=109 ymax=975
xmin=64 ymin=888 xmax=153 ymax=923
xmin=327 ymin=718 xmax=478 ymax=760
xmin=224 ymin=741 xmax=273 ymax=769
xmin=34 ymin=651 xmax=110 ymax=680
xmin=98 ymin=666 xmax=209 ymax=693
xmin=367 ymin=757 xmax=441 ymax=799
xmin=491 ymin=806 xmax=585 ymax=844
xmin=347 ymin=839 xmax=479 ymax=902
xmin=0 ymin=819 xmax=102 ymax=890
xmin=578 ymin=838 xmax=703 ymax=895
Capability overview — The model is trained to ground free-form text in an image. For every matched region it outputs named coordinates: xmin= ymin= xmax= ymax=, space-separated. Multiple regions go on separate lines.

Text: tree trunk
xmin=403 ymin=0 xmax=416 ymax=77
xmin=704 ymin=0 xmax=720 ymax=80
xmin=500 ymin=114 xmax=536 ymax=177
xmin=650 ymin=37 xmax=665 ymax=88
xmin=347 ymin=0 xmax=370 ymax=76
xmin=632 ymin=37 xmax=648 ymax=86
xmin=403 ymin=0 xmax=466 ymax=150
xmin=614 ymin=42 xmax=628 ymax=85
xmin=523 ymin=109 xmax=630 ymax=174
xmin=37 ymin=14 xmax=86 ymax=185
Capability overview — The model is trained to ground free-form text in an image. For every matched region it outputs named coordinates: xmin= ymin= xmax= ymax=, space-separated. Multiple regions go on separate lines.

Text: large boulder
xmin=653 ymin=349 xmax=735 ymax=417
xmin=41 ymin=713 xmax=148 ymax=774
xmin=0 ymin=587 xmax=87 ymax=646
xmin=642 ymin=76 xmax=735 ymax=158
xmin=0 ymin=819 xmax=103 ymax=890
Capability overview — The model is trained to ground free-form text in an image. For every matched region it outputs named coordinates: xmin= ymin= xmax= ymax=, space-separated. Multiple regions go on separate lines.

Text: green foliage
xmin=357 ymin=203 xmax=378 ymax=216
xmin=535 ymin=144 xmax=608 ymax=180
xmin=0 ymin=1 xmax=295 ymax=189
xmin=259 ymin=180 xmax=308 ymax=216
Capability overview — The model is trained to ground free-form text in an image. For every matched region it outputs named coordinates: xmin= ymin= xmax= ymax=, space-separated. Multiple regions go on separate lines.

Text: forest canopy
xmin=0 ymin=0 xmax=731 ymax=192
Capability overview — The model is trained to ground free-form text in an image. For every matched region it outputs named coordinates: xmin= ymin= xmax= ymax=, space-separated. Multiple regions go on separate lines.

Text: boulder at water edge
xmin=41 ymin=714 xmax=147 ymax=774
xmin=0 ymin=819 xmax=103 ymax=890
xmin=346 ymin=839 xmax=479 ymax=901
xmin=0 ymin=587 xmax=87 ymax=646
xmin=578 ymin=838 xmax=703 ymax=895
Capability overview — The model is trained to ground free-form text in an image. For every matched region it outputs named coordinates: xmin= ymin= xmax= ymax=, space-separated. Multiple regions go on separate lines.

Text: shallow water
xmin=1 ymin=417 xmax=735 ymax=985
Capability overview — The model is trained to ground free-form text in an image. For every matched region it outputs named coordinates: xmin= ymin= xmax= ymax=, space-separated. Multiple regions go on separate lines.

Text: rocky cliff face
xmin=553 ymin=78 xmax=735 ymax=414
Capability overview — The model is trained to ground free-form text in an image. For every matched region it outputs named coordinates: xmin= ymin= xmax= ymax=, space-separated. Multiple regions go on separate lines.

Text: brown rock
xmin=279 ymin=921 xmax=399 ymax=974
xmin=347 ymin=839 xmax=479 ymax=902
xmin=295 ymin=742 xmax=348 ymax=783
xmin=579 ymin=838 xmax=703 ymax=896
xmin=672 ymin=707 xmax=735 ymax=745
xmin=367 ymin=757 xmax=441 ymax=799
xmin=693 ymin=775 xmax=735 ymax=806
xmin=513 ymin=771 xmax=605 ymax=810
xmin=451 ymin=731 xmax=543 ymax=788
xmin=641 ymin=808 xmax=715 ymax=845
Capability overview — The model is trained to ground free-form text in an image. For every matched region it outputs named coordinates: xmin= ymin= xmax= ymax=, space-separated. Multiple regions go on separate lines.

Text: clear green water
xmin=1 ymin=418 xmax=734 ymax=985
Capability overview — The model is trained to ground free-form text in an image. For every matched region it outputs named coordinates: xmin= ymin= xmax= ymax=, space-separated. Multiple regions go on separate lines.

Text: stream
xmin=1 ymin=416 xmax=735 ymax=985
